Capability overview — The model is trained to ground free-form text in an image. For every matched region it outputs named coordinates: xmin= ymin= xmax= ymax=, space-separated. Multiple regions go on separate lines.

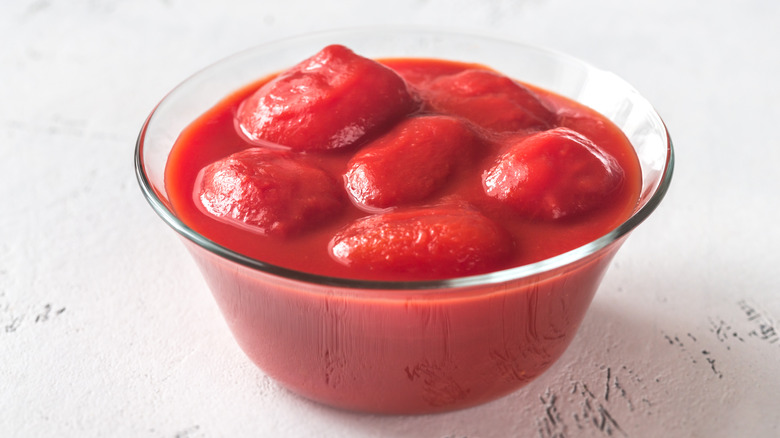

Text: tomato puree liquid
xmin=163 ymin=45 xmax=642 ymax=413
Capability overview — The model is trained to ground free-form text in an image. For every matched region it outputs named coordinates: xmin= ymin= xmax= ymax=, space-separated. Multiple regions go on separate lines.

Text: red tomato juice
xmin=165 ymin=56 xmax=641 ymax=282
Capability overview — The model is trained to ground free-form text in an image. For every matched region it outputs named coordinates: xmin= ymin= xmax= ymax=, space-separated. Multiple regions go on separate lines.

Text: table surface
xmin=2 ymin=1 xmax=779 ymax=437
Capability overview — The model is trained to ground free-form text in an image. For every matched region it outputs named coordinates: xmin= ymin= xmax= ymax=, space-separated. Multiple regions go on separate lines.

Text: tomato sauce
xmin=164 ymin=45 xmax=641 ymax=282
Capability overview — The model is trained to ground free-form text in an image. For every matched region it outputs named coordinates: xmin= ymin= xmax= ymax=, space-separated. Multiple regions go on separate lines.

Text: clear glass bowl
xmin=135 ymin=28 xmax=673 ymax=414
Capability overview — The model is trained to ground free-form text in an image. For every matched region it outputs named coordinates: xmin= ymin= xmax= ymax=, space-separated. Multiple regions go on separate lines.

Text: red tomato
xmin=425 ymin=69 xmax=555 ymax=133
xmin=329 ymin=205 xmax=513 ymax=278
xmin=482 ymin=127 xmax=625 ymax=220
xmin=197 ymin=148 xmax=344 ymax=236
xmin=344 ymin=115 xmax=480 ymax=210
xmin=236 ymin=45 xmax=418 ymax=151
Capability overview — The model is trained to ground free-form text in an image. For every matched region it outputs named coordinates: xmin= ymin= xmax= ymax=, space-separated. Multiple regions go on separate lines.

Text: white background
xmin=2 ymin=1 xmax=779 ymax=436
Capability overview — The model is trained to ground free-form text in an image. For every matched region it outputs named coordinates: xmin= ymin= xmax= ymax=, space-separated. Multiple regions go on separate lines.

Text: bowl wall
xmin=184 ymin=236 xmax=623 ymax=413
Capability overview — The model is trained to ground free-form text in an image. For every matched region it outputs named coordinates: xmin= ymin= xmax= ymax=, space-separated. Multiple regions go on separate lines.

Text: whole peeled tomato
xmin=236 ymin=45 xmax=419 ymax=151
xmin=344 ymin=115 xmax=481 ymax=210
xmin=196 ymin=148 xmax=344 ymax=236
xmin=482 ymin=127 xmax=625 ymax=220
xmin=329 ymin=204 xmax=513 ymax=279
xmin=425 ymin=68 xmax=556 ymax=133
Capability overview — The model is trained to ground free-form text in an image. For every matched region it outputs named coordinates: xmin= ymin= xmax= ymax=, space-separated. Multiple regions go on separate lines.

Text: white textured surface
xmin=2 ymin=1 xmax=779 ymax=436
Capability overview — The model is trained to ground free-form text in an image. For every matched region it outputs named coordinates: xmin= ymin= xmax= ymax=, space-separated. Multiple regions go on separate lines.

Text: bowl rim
xmin=134 ymin=26 xmax=675 ymax=291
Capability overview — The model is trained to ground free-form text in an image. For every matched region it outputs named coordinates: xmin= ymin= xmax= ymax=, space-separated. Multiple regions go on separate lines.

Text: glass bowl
xmin=135 ymin=28 xmax=673 ymax=414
